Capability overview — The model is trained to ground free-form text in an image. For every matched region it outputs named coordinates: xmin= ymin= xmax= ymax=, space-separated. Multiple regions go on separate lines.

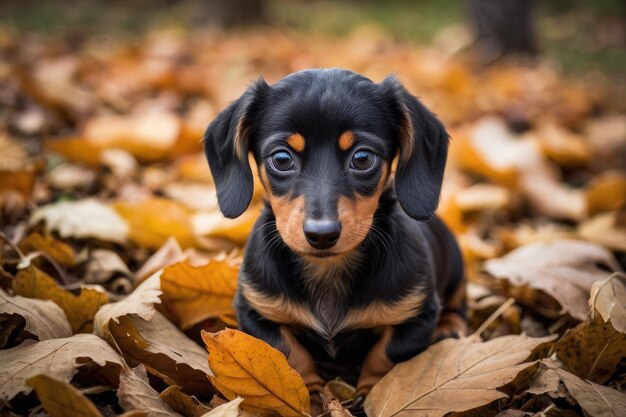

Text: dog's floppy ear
xmin=203 ymin=79 xmax=269 ymax=218
xmin=381 ymin=76 xmax=449 ymax=221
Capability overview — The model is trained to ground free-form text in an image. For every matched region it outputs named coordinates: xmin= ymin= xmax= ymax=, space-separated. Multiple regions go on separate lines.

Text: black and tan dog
xmin=203 ymin=68 xmax=466 ymax=408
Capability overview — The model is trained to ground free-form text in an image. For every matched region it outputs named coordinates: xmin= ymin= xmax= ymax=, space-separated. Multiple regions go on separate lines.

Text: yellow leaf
xmin=27 ymin=374 xmax=102 ymax=417
xmin=192 ymin=204 xmax=262 ymax=246
xmin=202 ymin=329 xmax=310 ymax=417
xmin=114 ymin=198 xmax=197 ymax=249
xmin=18 ymin=232 xmax=76 ymax=267
xmin=161 ymin=259 xmax=239 ymax=329
xmin=585 ymin=171 xmax=626 ymax=216
xmin=46 ymin=136 xmax=103 ymax=166
xmin=14 ymin=265 xmax=108 ymax=333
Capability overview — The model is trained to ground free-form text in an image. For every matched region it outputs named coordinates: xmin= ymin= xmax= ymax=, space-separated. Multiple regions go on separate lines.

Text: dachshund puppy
xmin=203 ymin=69 xmax=466 ymax=407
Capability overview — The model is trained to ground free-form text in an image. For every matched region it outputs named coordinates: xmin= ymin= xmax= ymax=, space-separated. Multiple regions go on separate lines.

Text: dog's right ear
xmin=204 ymin=79 xmax=269 ymax=218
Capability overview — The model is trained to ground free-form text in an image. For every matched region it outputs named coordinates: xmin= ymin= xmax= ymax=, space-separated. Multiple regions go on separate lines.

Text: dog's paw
xmin=434 ymin=312 xmax=467 ymax=342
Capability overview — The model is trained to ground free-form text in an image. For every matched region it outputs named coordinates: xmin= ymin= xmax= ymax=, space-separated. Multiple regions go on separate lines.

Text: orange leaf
xmin=161 ymin=258 xmax=239 ymax=329
xmin=114 ymin=198 xmax=196 ymax=250
xmin=202 ymin=329 xmax=310 ymax=417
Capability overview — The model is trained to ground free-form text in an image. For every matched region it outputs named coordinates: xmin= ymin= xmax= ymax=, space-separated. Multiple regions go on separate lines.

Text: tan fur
xmin=343 ymin=286 xmax=426 ymax=329
xmin=398 ymin=102 xmax=415 ymax=165
xmin=234 ymin=115 xmax=249 ymax=160
xmin=338 ymin=131 xmax=355 ymax=151
xmin=287 ymin=133 xmax=306 ymax=152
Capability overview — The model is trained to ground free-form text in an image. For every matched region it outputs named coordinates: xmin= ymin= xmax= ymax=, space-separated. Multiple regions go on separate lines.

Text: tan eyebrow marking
xmin=339 ymin=131 xmax=355 ymax=151
xmin=287 ymin=133 xmax=305 ymax=152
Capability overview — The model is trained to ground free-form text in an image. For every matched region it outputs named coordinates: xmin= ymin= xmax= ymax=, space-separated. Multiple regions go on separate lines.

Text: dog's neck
xmin=299 ymin=250 xmax=364 ymax=298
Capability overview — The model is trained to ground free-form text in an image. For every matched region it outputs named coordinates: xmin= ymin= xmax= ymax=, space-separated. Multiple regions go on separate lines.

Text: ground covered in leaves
xmin=0 ymin=24 xmax=625 ymax=417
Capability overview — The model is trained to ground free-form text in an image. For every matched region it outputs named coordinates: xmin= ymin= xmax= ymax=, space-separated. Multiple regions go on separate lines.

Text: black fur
xmin=204 ymin=68 xmax=464 ymax=384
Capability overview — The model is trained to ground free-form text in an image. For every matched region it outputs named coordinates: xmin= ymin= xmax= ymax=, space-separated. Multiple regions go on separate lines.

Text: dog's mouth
xmin=304 ymin=251 xmax=343 ymax=258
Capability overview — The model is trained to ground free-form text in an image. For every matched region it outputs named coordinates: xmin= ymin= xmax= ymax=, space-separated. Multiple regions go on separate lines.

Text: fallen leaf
xmin=202 ymin=329 xmax=310 ymax=417
xmin=454 ymin=183 xmax=512 ymax=213
xmin=114 ymin=197 xmax=197 ymax=249
xmin=202 ymin=397 xmax=244 ymax=417
xmin=533 ymin=122 xmax=591 ymax=167
xmin=160 ymin=385 xmax=211 ymax=417
xmin=589 ymin=272 xmax=626 ymax=333
xmin=46 ymin=164 xmax=97 ymax=191
xmin=134 ymin=237 xmax=184 ymax=285
xmin=0 ymin=134 xmax=37 ymax=199
xmin=118 ymin=364 xmax=181 ymax=417
xmin=555 ymin=315 xmax=626 ymax=383
xmin=160 ymin=258 xmax=239 ymax=329
xmin=192 ymin=204 xmax=263 ymax=246
xmin=483 ymin=240 xmax=621 ymax=320
xmin=83 ymin=249 xmax=133 ymax=285
xmin=95 ymin=274 xmax=214 ymax=397
xmin=14 ymin=265 xmax=108 ymax=333
xmin=0 ymin=333 xmax=124 ymax=402
xmin=364 ymin=334 xmax=556 ymax=417
xmin=0 ymin=288 xmax=72 ymax=340
xmin=31 ymin=199 xmax=129 ymax=244
xmin=545 ymin=367 xmax=626 ymax=417
xmin=585 ymin=171 xmax=626 ymax=215
xmin=163 ymin=182 xmax=219 ymax=212
xmin=578 ymin=211 xmax=626 ymax=252
xmin=18 ymin=232 xmax=76 ymax=268
xmin=46 ymin=136 xmax=104 ymax=166
xmin=27 ymin=374 xmax=103 ymax=417
xmin=84 ymin=111 xmax=182 ymax=163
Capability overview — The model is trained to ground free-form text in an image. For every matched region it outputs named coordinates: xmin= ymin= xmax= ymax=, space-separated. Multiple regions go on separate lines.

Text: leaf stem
xmin=473 ymin=297 xmax=516 ymax=337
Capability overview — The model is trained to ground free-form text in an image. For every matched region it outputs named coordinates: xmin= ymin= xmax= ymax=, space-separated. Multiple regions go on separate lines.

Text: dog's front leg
xmin=353 ymin=295 xmax=440 ymax=408
xmin=235 ymin=292 xmax=325 ymax=392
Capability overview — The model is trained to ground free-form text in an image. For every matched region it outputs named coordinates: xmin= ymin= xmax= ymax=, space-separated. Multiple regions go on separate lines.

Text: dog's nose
xmin=303 ymin=219 xmax=341 ymax=250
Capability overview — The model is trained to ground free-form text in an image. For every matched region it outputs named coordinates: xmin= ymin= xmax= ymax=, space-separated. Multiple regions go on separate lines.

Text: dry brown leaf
xmin=483 ymin=240 xmax=621 ymax=320
xmin=83 ymin=249 xmax=133 ymax=285
xmin=18 ymin=232 xmax=76 ymax=268
xmin=544 ymin=367 xmax=626 ymax=417
xmin=202 ymin=397 xmax=244 ymax=417
xmin=46 ymin=136 xmax=104 ymax=166
xmin=160 ymin=258 xmax=239 ymax=329
xmin=14 ymin=264 xmax=108 ymax=333
xmin=202 ymin=329 xmax=311 ymax=417
xmin=0 ymin=334 xmax=124 ymax=402
xmin=0 ymin=136 xmax=36 ymax=200
xmin=95 ymin=275 xmax=214 ymax=398
xmin=555 ymin=315 xmax=625 ymax=384
xmin=0 ymin=288 xmax=72 ymax=340
xmin=27 ymin=374 xmax=103 ymax=417
xmin=118 ymin=364 xmax=181 ymax=417
xmin=533 ymin=122 xmax=591 ymax=167
xmin=31 ymin=199 xmax=129 ymax=243
xmin=134 ymin=237 xmax=184 ymax=285
xmin=364 ymin=334 xmax=556 ymax=417
xmin=578 ymin=211 xmax=626 ymax=252
xmin=160 ymin=385 xmax=211 ymax=417
xmin=163 ymin=182 xmax=219 ymax=212
xmin=590 ymin=272 xmax=626 ymax=333
xmin=114 ymin=197 xmax=197 ymax=249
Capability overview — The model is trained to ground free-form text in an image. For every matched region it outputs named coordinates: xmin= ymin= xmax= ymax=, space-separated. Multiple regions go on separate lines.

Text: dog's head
xmin=204 ymin=69 xmax=448 ymax=259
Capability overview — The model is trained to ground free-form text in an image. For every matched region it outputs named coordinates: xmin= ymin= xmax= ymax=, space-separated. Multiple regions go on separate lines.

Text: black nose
xmin=303 ymin=219 xmax=341 ymax=250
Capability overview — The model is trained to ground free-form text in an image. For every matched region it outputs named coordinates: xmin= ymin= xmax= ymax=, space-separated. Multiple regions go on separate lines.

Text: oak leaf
xmin=0 ymin=288 xmax=72 ymax=340
xmin=364 ymin=334 xmax=555 ymax=417
xmin=27 ymin=374 xmax=103 ymax=417
xmin=202 ymin=329 xmax=311 ymax=417
xmin=14 ymin=265 xmax=108 ymax=333
xmin=114 ymin=197 xmax=197 ymax=249
xmin=0 ymin=334 xmax=124 ymax=401
xmin=483 ymin=240 xmax=621 ymax=320
xmin=160 ymin=258 xmax=239 ymax=329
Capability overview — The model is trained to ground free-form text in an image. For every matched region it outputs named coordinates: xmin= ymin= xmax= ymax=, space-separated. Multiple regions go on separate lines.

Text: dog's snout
xmin=303 ymin=219 xmax=341 ymax=250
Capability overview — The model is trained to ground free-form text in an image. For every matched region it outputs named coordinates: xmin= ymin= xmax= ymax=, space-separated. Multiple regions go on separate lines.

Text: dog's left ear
xmin=203 ymin=79 xmax=269 ymax=218
xmin=380 ymin=76 xmax=449 ymax=221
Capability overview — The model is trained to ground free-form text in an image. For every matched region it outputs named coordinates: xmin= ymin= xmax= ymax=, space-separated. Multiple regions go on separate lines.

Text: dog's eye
xmin=350 ymin=150 xmax=376 ymax=171
xmin=270 ymin=151 xmax=294 ymax=171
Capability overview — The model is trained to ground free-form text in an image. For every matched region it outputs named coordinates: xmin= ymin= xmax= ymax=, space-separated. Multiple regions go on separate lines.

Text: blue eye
xmin=350 ymin=150 xmax=376 ymax=171
xmin=270 ymin=151 xmax=294 ymax=171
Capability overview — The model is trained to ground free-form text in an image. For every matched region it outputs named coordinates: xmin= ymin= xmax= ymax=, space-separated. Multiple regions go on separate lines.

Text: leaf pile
xmin=1 ymin=22 xmax=625 ymax=417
